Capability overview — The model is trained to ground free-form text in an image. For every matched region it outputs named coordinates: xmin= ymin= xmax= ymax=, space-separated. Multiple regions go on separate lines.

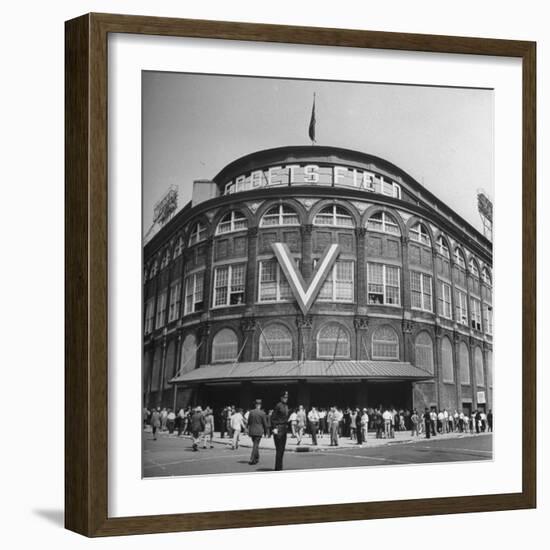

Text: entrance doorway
xmin=367 ymin=381 xmax=413 ymax=411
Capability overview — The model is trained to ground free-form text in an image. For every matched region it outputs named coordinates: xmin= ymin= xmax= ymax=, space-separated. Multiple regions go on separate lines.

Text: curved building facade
xmin=143 ymin=146 xmax=493 ymax=414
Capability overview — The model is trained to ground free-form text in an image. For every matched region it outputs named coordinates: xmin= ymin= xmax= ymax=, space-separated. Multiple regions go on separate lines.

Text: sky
xmin=142 ymin=71 xmax=494 ymax=234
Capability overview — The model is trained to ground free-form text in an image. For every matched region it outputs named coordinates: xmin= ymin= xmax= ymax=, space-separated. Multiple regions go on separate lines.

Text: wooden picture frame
xmin=65 ymin=12 xmax=536 ymax=537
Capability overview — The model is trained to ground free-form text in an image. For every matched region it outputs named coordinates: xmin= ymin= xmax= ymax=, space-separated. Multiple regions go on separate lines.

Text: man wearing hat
xmin=271 ymin=390 xmax=290 ymax=471
xmin=247 ymin=399 xmax=268 ymax=465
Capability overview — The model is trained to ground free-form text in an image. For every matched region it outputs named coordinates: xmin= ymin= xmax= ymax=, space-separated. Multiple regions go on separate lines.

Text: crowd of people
xmin=143 ymin=403 xmax=493 ymax=448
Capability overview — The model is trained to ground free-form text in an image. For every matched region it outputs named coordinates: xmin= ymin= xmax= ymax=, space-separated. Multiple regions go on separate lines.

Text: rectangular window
xmin=367 ymin=263 xmax=400 ymax=305
xmin=155 ymin=291 xmax=167 ymax=329
xmin=213 ymin=264 xmax=246 ymax=307
xmin=438 ymin=280 xmax=452 ymax=319
xmin=470 ymin=297 xmax=482 ymax=331
xmin=410 ymin=271 xmax=432 ymax=311
xmin=258 ymin=259 xmax=292 ymax=302
xmin=168 ymin=281 xmax=181 ymax=322
xmin=184 ymin=272 xmax=204 ymax=314
xmin=318 ymin=260 xmax=354 ymax=302
xmin=144 ymin=298 xmax=155 ymax=334
xmin=483 ymin=304 xmax=493 ymax=335
xmin=455 ymin=290 xmax=468 ymax=325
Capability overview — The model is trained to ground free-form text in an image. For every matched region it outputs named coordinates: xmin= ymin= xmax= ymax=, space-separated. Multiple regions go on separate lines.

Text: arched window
xmin=482 ymin=267 xmax=492 ymax=286
xmin=414 ymin=331 xmax=434 ymax=374
xmin=259 ymin=324 xmax=293 ymax=360
xmin=173 ymin=235 xmax=184 ymax=258
xmin=188 ymin=221 xmax=207 ymax=245
xmin=317 ymin=324 xmax=350 ymax=359
xmin=469 ymin=258 xmax=480 ymax=278
xmin=454 ymin=248 xmax=466 ymax=269
xmin=314 ymin=205 xmax=355 ymax=228
xmin=212 ymin=328 xmax=239 ymax=363
xmin=474 ymin=346 xmax=485 ymax=386
xmin=441 ymin=336 xmax=454 ymax=382
xmin=366 ymin=211 xmax=401 ymax=235
xmin=260 ymin=204 xmax=299 ymax=227
xmin=372 ymin=325 xmax=399 ymax=360
xmin=437 ymin=236 xmax=450 ymax=259
xmin=180 ymin=333 xmax=198 ymax=374
xmin=409 ymin=222 xmax=431 ymax=246
xmin=216 ymin=211 xmax=248 ymax=235
xmin=459 ymin=341 xmax=470 ymax=385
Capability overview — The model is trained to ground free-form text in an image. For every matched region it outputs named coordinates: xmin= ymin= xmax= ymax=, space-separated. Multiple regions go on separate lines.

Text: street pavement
xmin=143 ymin=430 xmax=493 ymax=477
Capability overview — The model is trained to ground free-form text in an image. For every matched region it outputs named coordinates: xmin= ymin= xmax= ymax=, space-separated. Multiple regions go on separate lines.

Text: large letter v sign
xmin=271 ymin=242 xmax=341 ymax=315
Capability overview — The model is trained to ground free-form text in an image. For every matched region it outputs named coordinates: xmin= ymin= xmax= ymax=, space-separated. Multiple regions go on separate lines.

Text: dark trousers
xmin=273 ymin=430 xmax=287 ymax=471
xmin=250 ymin=435 xmax=261 ymax=464
xmin=425 ymin=420 xmax=431 ymax=438
xmin=310 ymin=422 xmax=319 ymax=445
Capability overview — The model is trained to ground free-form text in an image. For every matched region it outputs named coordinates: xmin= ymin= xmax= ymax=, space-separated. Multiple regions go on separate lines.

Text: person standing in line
xmin=349 ymin=408 xmax=358 ymax=441
xmin=226 ymin=406 xmax=235 ymax=439
xmin=308 ymin=406 xmax=320 ymax=446
xmin=487 ymin=409 xmax=493 ymax=432
xmin=166 ymin=409 xmax=176 ymax=435
xmin=360 ymin=408 xmax=369 ymax=443
xmin=288 ymin=409 xmax=298 ymax=438
xmin=443 ymin=409 xmax=449 ymax=433
xmin=219 ymin=406 xmax=228 ymax=439
xmin=480 ymin=410 xmax=487 ymax=432
xmin=176 ymin=408 xmax=185 ymax=437
xmin=230 ymin=408 xmax=246 ymax=450
xmin=190 ymin=406 xmax=205 ymax=451
xmin=150 ymin=408 xmax=161 ymax=441
xmin=357 ymin=408 xmax=366 ymax=445
xmin=271 ymin=391 xmax=290 ymax=471
xmin=327 ymin=406 xmax=338 ymax=446
xmin=475 ymin=409 xmax=482 ymax=433
xmin=247 ymin=399 xmax=268 ymax=465
xmin=430 ymin=409 xmax=437 ymax=436
xmin=160 ymin=407 xmax=168 ymax=432
xmin=375 ymin=409 xmax=383 ymax=439
xmin=318 ymin=408 xmax=326 ymax=438
xmin=296 ymin=405 xmax=307 ymax=445
xmin=399 ymin=410 xmax=406 ymax=432
xmin=410 ymin=409 xmax=419 ymax=437
xmin=202 ymin=406 xmax=215 ymax=449
xmin=437 ymin=410 xmax=444 ymax=434
xmin=423 ymin=408 xmax=431 ymax=439
xmin=382 ymin=408 xmax=392 ymax=439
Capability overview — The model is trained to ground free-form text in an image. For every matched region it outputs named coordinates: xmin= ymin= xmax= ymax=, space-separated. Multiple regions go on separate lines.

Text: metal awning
xmin=170 ymin=360 xmax=433 ymax=384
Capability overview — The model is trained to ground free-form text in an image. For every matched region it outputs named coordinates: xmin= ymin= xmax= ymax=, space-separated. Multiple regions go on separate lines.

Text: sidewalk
xmin=149 ymin=428 xmax=491 ymax=452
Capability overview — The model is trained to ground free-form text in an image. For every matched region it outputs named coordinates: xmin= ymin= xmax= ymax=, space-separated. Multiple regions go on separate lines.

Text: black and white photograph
xmin=141 ymin=71 xmax=494 ymax=478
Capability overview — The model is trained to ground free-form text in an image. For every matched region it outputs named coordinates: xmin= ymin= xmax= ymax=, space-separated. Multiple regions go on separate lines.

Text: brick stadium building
xmin=143 ymin=146 xmax=493 ymax=415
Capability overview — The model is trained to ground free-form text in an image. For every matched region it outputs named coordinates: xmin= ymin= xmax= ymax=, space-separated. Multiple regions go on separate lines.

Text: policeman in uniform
xmin=271 ymin=390 xmax=290 ymax=471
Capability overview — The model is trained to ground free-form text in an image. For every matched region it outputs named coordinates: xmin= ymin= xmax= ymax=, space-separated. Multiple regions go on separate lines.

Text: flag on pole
xmin=308 ymin=93 xmax=316 ymax=144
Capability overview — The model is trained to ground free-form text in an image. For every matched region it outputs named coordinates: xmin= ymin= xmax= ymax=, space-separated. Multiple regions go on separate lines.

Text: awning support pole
xmin=173 ymin=384 xmax=178 ymax=411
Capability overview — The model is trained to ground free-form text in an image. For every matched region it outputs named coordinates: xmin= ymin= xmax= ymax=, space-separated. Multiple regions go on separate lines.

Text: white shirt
xmin=230 ymin=412 xmax=244 ymax=430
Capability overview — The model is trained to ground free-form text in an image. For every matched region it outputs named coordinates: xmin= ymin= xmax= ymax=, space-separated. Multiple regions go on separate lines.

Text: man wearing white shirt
xmin=382 ymin=408 xmax=392 ymax=439
xmin=307 ymin=407 xmax=320 ymax=445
